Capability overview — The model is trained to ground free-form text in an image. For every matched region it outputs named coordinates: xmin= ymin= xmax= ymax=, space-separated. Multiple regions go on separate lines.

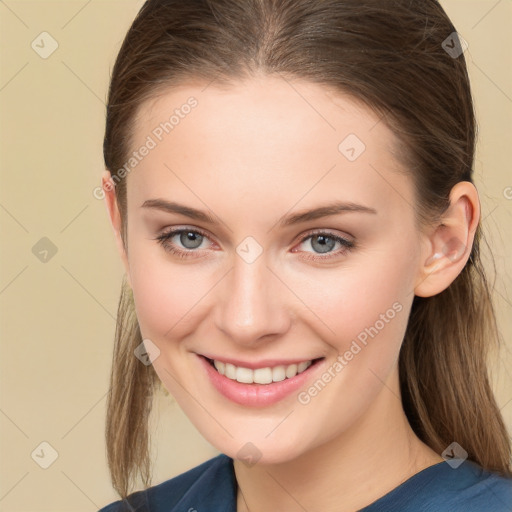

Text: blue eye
xmin=155 ymin=228 xmax=211 ymax=258
xmin=154 ymin=228 xmax=355 ymax=261
xmin=295 ymin=231 xmax=355 ymax=261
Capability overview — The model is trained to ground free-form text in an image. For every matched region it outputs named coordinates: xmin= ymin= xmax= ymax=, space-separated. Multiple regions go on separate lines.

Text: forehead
xmin=136 ymin=75 xmax=385 ymax=151
xmin=127 ymin=76 xmax=414 ymax=221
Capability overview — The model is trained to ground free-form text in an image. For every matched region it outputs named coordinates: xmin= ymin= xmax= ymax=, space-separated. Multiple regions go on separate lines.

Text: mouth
xmin=205 ymin=357 xmax=321 ymax=384
xmin=198 ymin=355 xmax=325 ymax=407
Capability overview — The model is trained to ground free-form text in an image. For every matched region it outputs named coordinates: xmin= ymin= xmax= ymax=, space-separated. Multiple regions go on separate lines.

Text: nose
xmin=214 ymin=252 xmax=291 ymax=346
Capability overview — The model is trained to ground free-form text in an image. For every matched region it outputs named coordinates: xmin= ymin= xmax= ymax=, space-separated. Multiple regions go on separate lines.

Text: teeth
xmin=297 ymin=361 xmax=309 ymax=373
xmin=225 ymin=363 xmax=236 ymax=380
xmin=214 ymin=360 xmax=225 ymax=375
xmin=212 ymin=359 xmax=313 ymax=384
xmin=236 ymin=366 xmax=254 ymax=384
xmin=254 ymin=367 xmax=272 ymax=384
xmin=285 ymin=364 xmax=298 ymax=378
xmin=272 ymin=365 xmax=286 ymax=382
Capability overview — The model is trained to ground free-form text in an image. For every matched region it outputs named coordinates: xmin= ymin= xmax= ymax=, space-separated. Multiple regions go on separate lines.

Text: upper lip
xmin=199 ymin=353 xmax=322 ymax=370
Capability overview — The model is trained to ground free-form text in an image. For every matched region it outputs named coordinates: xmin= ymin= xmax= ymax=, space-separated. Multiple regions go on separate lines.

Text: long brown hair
xmin=103 ymin=0 xmax=512 ymax=499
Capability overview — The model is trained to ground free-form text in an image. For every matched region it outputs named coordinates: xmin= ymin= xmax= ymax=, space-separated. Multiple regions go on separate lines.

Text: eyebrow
xmin=140 ymin=198 xmax=377 ymax=227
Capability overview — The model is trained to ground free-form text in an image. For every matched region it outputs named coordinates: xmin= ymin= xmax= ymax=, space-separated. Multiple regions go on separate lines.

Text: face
xmin=116 ymin=75 xmax=427 ymax=464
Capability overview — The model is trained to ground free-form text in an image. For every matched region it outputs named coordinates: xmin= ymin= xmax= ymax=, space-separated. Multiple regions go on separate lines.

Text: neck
xmin=234 ymin=368 xmax=443 ymax=512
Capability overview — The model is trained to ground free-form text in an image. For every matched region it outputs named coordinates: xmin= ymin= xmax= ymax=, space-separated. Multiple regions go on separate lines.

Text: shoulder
xmin=98 ymin=453 xmax=236 ymax=512
xmin=441 ymin=460 xmax=512 ymax=511
xmin=363 ymin=459 xmax=512 ymax=512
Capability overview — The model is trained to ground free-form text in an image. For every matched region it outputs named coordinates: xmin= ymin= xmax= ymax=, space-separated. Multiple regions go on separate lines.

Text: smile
xmin=199 ymin=355 xmax=325 ymax=407
xmin=210 ymin=358 xmax=313 ymax=384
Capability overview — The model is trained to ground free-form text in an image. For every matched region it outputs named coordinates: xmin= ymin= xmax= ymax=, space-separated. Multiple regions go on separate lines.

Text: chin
xmin=211 ymin=428 xmax=313 ymax=467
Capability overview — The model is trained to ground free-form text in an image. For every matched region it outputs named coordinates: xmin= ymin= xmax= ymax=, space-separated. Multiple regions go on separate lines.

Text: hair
xmin=103 ymin=0 xmax=512 ymax=500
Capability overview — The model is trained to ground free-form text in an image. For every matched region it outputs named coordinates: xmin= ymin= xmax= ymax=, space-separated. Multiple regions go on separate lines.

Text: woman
xmin=98 ymin=0 xmax=512 ymax=510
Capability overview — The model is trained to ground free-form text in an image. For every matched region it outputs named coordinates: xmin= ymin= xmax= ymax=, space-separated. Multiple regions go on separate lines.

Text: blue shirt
xmin=99 ymin=454 xmax=512 ymax=511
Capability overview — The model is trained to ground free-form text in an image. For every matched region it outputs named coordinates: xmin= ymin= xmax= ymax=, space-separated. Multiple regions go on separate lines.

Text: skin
xmin=103 ymin=74 xmax=480 ymax=512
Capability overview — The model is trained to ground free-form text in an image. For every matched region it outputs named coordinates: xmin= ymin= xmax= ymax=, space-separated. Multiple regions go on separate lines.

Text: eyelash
xmin=154 ymin=227 xmax=355 ymax=261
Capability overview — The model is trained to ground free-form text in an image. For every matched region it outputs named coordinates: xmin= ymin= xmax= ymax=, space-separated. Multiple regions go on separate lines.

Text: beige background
xmin=0 ymin=1 xmax=511 ymax=510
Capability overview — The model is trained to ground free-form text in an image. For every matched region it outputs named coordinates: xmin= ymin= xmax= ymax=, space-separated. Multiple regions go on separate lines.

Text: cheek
xmin=128 ymin=243 xmax=214 ymax=340
xmin=288 ymin=240 xmax=417 ymax=361
xmin=289 ymin=256 xmax=414 ymax=438
xmin=128 ymin=219 xmax=418 ymax=350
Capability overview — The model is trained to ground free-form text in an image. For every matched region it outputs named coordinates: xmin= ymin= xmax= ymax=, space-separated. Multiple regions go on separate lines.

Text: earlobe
xmin=101 ymin=170 xmax=132 ymax=287
xmin=414 ymin=181 xmax=480 ymax=298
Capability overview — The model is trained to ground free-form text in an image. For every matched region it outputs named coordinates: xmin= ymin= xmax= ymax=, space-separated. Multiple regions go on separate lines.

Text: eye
xmin=293 ymin=230 xmax=355 ymax=261
xmin=154 ymin=227 xmax=213 ymax=258
xmin=154 ymin=227 xmax=355 ymax=261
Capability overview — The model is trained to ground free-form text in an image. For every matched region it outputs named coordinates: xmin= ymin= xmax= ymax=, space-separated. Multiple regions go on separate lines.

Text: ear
xmin=414 ymin=181 xmax=480 ymax=297
xmin=101 ymin=170 xmax=132 ymax=288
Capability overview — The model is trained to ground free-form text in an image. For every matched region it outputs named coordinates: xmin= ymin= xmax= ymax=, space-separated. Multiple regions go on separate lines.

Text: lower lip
xmin=198 ymin=355 xmax=322 ymax=407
